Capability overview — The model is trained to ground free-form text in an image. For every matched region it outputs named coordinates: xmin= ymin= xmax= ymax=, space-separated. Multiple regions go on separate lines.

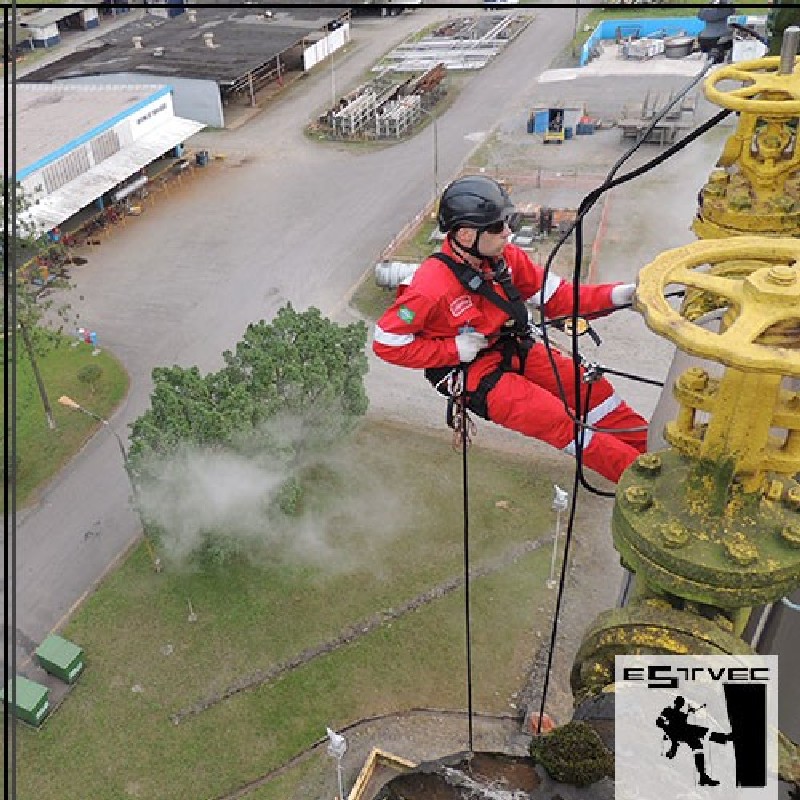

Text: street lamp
xmin=418 ymin=105 xmax=440 ymax=211
xmin=547 ymin=484 xmax=569 ymax=589
xmin=326 ymin=726 xmax=347 ymax=800
xmin=57 ymin=395 xmax=161 ymax=572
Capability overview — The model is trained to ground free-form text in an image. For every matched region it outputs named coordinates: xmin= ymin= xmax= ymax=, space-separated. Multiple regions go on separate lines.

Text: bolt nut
xmin=729 ymin=193 xmax=752 ymax=211
xmin=764 ymin=479 xmax=783 ymax=502
xmin=623 ymin=485 xmax=652 ymax=511
xmin=780 ymin=523 xmax=800 ymax=549
xmin=723 ymin=534 xmax=758 ymax=566
xmin=660 ymin=521 xmax=690 ymax=549
xmin=766 ymin=265 xmax=797 ymax=286
xmin=784 ymin=487 xmax=800 ymax=511
xmin=634 ymin=453 xmax=662 ymax=476
xmin=678 ymin=367 xmax=709 ymax=392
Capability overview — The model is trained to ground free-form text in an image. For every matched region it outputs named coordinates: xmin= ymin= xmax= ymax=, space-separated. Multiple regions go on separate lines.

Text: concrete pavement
xmin=9 ymin=6 xmax=582 ymax=672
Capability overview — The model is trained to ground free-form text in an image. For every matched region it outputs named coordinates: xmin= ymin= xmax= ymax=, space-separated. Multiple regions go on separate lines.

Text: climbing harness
xmin=445 ymin=368 xmax=476 ymax=450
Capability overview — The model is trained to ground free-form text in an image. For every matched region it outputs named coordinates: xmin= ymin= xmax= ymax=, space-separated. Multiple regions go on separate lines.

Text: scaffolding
xmin=375 ymin=95 xmax=422 ymax=138
xmin=331 ymin=89 xmax=377 ymax=135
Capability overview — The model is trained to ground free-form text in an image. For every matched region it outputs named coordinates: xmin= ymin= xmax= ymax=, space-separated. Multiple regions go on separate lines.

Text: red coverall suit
xmin=372 ymin=238 xmax=648 ymax=482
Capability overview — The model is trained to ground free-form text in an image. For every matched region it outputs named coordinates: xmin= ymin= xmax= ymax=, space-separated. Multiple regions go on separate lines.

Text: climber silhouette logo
xmin=614 ymin=655 xmax=779 ymax=799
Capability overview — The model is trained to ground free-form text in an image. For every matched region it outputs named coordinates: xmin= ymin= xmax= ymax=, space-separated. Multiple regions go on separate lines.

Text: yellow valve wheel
xmin=635 ymin=237 xmax=800 ymax=374
xmin=705 ymin=56 xmax=800 ymax=114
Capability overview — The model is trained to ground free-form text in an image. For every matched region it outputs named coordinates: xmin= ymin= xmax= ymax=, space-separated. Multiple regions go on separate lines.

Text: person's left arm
xmin=508 ymin=246 xmax=635 ymax=320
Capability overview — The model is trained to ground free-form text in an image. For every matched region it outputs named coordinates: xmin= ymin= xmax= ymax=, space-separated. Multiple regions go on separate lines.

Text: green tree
xmin=127 ymin=304 xmax=369 ymax=561
xmin=2 ymin=178 xmax=73 ymax=429
xmin=767 ymin=3 xmax=800 ymax=56
xmin=77 ymin=363 xmax=103 ymax=395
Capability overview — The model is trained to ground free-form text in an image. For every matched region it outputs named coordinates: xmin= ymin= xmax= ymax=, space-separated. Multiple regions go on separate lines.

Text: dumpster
xmin=1 ymin=677 xmax=49 ymax=727
xmin=35 ymin=634 xmax=85 ymax=684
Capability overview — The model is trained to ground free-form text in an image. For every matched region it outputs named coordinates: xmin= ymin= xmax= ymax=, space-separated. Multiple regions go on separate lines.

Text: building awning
xmin=19 ymin=7 xmax=85 ymax=29
xmin=21 ymin=115 xmax=205 ymax=234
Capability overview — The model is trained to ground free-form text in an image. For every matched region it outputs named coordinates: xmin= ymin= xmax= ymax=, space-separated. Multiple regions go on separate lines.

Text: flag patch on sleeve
xmin=397 ymin=305 xmax=416 ymax=324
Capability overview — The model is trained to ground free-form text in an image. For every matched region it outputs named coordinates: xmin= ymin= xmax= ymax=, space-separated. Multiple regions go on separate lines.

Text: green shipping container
xmin=1 ymin=677 xmax=49 ymax=727
xmin=35 ymin=634 xmax=85 ymax=683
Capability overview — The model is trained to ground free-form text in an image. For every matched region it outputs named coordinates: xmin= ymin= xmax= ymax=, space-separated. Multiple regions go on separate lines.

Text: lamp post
xmin=326 ymin=726 xmax=347 ymax=800
xmin=418 ymin=105 xmax=440 ymax=212
xmin=58 ymin=395 xmax=161 ymax=572
xmin=547 ymin=484 xmax=569 ymax=589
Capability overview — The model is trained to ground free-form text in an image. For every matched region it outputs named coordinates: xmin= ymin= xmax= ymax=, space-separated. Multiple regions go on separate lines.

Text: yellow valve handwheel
xmin=704 ymin=56 xmax=800 ymax=114
xmin=635 ymin=237 xmax=800 ymax=375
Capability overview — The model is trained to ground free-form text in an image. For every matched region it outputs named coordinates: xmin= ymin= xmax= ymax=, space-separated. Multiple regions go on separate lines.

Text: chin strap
xmin=450 ymin=232 xmax=485 ymax=261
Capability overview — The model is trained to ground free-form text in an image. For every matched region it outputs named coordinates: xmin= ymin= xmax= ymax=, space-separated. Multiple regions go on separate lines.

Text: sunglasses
xmin=482 ymin=213 xmax=521 ymax=234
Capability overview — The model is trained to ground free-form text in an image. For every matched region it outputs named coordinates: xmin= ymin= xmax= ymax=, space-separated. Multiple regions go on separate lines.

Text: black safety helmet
xmin=437 ymin=175 xmax=516 ymax=233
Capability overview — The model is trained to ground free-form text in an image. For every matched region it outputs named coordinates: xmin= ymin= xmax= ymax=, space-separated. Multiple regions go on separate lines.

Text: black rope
xmin=535 ymin=62 xmax=733 ymax=719
xmin=534 ymin=392 xmax=586 ymax=733
xmin=459 ymin=364 xmax=475 ymax=753
xmin=597 ymin=366 xmax=664 ymax=388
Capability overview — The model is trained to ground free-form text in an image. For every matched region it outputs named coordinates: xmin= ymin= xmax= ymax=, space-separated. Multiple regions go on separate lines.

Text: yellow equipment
xmin=694 ymin=56 xmax=800 ymax=238
xmin=571 ymin=237 xmax=800 ymax=784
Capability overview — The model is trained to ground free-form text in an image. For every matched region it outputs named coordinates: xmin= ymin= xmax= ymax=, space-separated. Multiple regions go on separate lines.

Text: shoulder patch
xmin=449 ymin=294 xmax=473 ymax=318
xmin=397 ymin=305 xmax=416 ymax=324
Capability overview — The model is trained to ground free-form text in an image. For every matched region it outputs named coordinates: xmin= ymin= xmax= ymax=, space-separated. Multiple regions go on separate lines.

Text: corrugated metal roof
xmin=21 ymin=115 xmax=205 ymax=234
xmin=19 ymin=7 xmax=85 ymax=29
xmin=21 ymin=6 xmax=350 ymax=85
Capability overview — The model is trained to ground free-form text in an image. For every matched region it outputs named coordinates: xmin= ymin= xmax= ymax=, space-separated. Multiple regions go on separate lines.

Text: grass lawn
xmin=17 ymin=420 xmax=576 ymax=800
xmin=4 ymin=334 xmax=129 ymax=508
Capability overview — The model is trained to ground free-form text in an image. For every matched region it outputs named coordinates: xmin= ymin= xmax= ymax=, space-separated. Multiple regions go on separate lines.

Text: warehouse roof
xmin=12 ymin=83 xmax=165 ymax=175
xmin=21 ymin=6 xmax=350 ymax=86
xmin=19 ymin=6 xmax=85 ymax=29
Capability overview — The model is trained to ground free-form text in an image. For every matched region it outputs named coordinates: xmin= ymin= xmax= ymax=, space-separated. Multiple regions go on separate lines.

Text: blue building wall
xmin=580 ymin=17 xmax=706 ymax=66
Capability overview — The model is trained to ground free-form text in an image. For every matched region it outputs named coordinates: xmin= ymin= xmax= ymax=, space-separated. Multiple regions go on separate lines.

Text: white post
xmin=547 ymin=485 xmax=569 ymax=588
xmin=326 ymin=727 xmax=347 ymax=800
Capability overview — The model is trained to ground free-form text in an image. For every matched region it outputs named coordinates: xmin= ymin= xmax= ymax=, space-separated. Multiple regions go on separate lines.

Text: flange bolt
xmin=634 ymin=453 xmax=662 ymax=476
xmin=624 ymin=485 xmax=652 ymax=512
xmin=780 ymin=523 xmax=800 ymax=549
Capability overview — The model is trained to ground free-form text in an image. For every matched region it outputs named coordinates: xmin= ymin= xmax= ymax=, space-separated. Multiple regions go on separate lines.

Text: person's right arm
xmin=372 ymin=285 xmax=462 ymax=369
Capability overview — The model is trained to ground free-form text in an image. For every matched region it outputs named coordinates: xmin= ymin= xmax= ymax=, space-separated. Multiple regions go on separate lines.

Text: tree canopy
xmin=127 ymin=303 xmax=369 ymax=481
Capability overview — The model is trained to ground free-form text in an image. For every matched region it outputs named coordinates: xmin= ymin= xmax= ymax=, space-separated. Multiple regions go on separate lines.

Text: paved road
xmin=10 ymin=6 xmax=583 ymax=668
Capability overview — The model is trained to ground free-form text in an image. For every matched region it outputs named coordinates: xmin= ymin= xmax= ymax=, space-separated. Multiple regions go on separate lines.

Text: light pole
xmin=418 ymin=106 xmax=440 ymax=211
xmin=58 ymin=396 xmax=161 ymax=572
xmin=547 ymin=484 xmax=569 ymax=589
xmin=330 ymin=38 xmax=337 ymax=110
xmin=326 ymin=726 xmax=347 ymax=800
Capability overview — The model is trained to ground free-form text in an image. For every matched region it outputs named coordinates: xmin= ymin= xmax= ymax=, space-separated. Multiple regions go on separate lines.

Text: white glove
xmin=610 ymin=283 xmax=636 ymax=307
xmin=455 ymin=330 xmax=487 ymax=363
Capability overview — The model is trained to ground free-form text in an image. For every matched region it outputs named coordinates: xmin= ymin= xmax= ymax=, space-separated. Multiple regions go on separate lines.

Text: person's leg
xmin=523 ymin=344 xmax=648 ymax=453
xmin=694 ymin=752 xmax=719 ymax=786
xmin=482 ymin=371 xmax=640 ymax=483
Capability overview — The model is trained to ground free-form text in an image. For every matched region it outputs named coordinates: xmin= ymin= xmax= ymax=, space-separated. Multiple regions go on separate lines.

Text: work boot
xmin=695 ymin=753 xmax=719 ymax=786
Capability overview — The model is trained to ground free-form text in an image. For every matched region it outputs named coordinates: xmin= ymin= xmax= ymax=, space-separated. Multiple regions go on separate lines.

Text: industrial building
xmin=20 ymin=6 xmax=352 ymax=128
xmin=13 ymin=82 xmax=204 ymax=235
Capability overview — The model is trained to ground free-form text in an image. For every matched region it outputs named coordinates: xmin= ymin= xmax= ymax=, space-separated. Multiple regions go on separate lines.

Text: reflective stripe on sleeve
xmin=527 ymin=272 xmax=563 ymax=307
xmin=374 ymin=324 xmax=415 ymax=347
xmin=563 ymin=428 xmax=594 ymax=456
xmin=586 ymin=393 xmax=623 ymax=425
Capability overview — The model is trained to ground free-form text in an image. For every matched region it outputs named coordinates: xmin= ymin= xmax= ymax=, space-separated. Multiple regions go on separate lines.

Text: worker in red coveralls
xmin=372 ymin=175 xmax=648 ymax=483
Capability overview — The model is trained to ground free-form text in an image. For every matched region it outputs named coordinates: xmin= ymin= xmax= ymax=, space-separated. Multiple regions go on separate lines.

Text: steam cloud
xmin=135 ymin=422 xmax=412 ymax=573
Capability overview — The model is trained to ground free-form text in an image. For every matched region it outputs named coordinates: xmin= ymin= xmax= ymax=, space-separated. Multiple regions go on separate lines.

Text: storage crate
xmin=35 ymin=634 xmax=85 ymax=684
xmin=1 ymin=677 xmax=49 ymax=727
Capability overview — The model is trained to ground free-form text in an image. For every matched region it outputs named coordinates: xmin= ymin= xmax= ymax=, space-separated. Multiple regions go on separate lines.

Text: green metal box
xmin=1 ymin=676 xmax=50 ymax=727
xmin=35 ymin=634 xmax=84 ymax=683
